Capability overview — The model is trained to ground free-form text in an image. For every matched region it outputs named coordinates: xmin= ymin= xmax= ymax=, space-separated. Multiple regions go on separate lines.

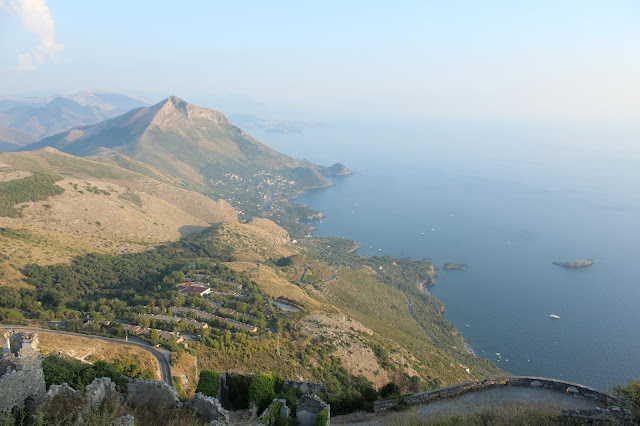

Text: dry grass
xmin=393 ymin=401 xmax=562 ymax=425
xmin=233 ymin=263 xmax=327 ymax=311
xmin=216 ymin=218 xmax=296 ymax=261
xmin=31 ymin=393 xmax=209 ymax=426
xmin=171 ymin=351 xmax=198 ymax=398
xmin=35 ymin=331 xmax=161 ymax=380
xmin=334 ymin=400 xmax=562 ymax=425
xmin=0 ymin=149 xmax=237 ymax=287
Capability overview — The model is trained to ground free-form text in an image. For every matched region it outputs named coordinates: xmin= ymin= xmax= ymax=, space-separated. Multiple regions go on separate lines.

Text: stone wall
xmin=0 ymin=331 xmax=46 ymax=413
xmin=373 ymin=376 xmax=624 ymax=412
xmin=296 ymin=394 xmax=329 ymax=426
xmin=283 ymin=378 xmax=325 ymax=394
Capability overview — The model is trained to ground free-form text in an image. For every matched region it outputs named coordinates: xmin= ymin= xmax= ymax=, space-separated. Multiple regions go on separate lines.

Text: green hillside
xmin=25 ymin=96 xmax=332 ymax=236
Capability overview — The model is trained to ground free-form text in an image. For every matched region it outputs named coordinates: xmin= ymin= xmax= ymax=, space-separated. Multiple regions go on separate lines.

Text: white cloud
xmin=3 ymin=0 xmax=63 ymax=72
xmin=17 ymin=52 xmax=36 ymax=71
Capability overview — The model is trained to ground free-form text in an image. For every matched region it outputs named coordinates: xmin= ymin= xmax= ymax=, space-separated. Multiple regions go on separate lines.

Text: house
xmin=178 ymin=283 xmax=212 ymax=296
xmin=158 ymin=331 xmax=184 ymax=344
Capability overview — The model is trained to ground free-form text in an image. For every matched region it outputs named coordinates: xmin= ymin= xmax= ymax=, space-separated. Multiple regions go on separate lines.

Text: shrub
xmin=380 ymin=382 xmax=401 ymax=399
xmin=249 ymin=373 xmax=277 ymax=413
xmin=42 ymin=354 xmax=130 ymax=392
xmin=612 ymin=378 xmax=640 ymax=421
xmin=0 ymin=308 xmax=25 ymax=322
xmin=314 ymin=408 xmax=329 ymax=426
xmin=196 ymin=370 xmax=220 ymax=398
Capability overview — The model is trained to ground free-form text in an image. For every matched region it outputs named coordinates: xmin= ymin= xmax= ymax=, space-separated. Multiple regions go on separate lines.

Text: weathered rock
xmin=296 ymin=394 xmax=330 ymax=426
xmin=283 ymin=379 xmax=325 ymax=394
xmin=85 ymin=377 xmax=117 ymax=407
xmin=566 ymin=386 xmax=579 ymax=394
xmin=189 ymin=392 xmax=229 ymax=422
xmin=47 ymin=382 xmax=78 ymax=399
xmin=112 ymin=413 xmax=135 ymax=426
xmin=127 ymin=379 xmax=180 ymax=409
xmin=0 ymin=331 xmax=46 ymax=413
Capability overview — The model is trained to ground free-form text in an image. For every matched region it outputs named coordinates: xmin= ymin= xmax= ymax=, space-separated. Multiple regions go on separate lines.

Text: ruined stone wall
xmin=0 ymin=331 xmax=46 ymax=413
xmin=283 ymin=379 xmax=325 ymax=394
xmin=218 ymin=371 xmax=325 ymax=405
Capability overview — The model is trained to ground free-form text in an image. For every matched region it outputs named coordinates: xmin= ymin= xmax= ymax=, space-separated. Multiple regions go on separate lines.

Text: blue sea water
xmin=258 ymin=121 xmax=640 ymax=390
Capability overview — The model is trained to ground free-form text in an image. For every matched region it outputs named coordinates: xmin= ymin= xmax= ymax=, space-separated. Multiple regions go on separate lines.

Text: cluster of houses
xmin=121 ymin=324 xmax=186 ymax=344
xmin=139 ymin=313 xmax=209 ymax=329
xmin=192 ymin=274 xmax=244 ymax=290
xmin=170 ymin=306 xmax=258 ymax=333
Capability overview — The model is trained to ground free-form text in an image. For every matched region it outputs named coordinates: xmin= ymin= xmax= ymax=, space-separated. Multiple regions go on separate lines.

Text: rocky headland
xmin=321 ymin=163 xmax=352 ymax=176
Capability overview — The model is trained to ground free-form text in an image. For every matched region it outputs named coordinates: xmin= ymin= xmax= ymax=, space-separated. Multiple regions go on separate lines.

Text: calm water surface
xmin=258 ymin=121 xmax=640 ymax=390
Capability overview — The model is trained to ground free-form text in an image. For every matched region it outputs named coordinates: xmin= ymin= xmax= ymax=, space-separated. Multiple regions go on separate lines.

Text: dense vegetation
xmin=194 ymin=370 xmax=220 ymax=397
xmin=42 ymin=354 xmax=154 ymax=393
xmin=20 ymin=228 xmax=233 ymax=310
xmin=0 ymin=172 xmax=64 ymax=217
xmin=612 ymin=378 xmax=640 ymax=421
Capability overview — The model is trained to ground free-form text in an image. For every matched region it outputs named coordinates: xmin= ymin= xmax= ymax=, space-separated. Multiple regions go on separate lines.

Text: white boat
xmin=548 ymin=314 xmax=560 ymax=319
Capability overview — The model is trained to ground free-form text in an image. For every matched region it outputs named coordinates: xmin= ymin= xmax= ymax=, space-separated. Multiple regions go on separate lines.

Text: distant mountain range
xmin=0 ymin=90 xmax=153 ymax=142
xmin=0 ymin=127 xmax=37 ymax=151
xmin=22 ymin=96 xmax=332 ymax=224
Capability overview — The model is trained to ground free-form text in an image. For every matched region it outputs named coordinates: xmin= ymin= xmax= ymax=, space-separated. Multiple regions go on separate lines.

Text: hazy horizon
xmin=1 ymin=1 xmax=639 ymax=124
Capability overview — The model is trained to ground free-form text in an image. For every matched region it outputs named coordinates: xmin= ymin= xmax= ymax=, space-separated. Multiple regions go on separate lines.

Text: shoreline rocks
xmin=552 ymin=259 xmax=594 ymax=268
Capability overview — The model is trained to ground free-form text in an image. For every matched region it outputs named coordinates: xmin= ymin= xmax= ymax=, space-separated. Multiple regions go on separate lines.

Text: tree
xmin=138 ymin=316 xmax=150 ymax=328
xmin=149 ymin=329 xmax=160 ymax=346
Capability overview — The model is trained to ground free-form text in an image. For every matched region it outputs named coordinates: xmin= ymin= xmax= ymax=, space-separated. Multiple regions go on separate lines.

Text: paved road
xmin=2 ymin=325 xmax=173 ymax=387
xmin=333 ymin=386 xmax=602 ymax=425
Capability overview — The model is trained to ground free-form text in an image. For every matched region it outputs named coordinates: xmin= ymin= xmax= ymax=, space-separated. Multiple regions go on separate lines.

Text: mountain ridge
xmin=0 ymin=91 xmax=153 ymax=139
xmin=23 ymin=96 xmax=332 ymax=232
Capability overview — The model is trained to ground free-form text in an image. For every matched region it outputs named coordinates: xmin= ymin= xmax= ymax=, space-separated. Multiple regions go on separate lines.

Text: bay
xmin=258 ymin=120 xmax=640 ymax=390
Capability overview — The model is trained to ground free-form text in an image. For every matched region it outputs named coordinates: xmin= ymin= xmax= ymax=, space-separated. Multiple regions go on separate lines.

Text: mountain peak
xmin=157 ymin=95 xmax=189 ymax=114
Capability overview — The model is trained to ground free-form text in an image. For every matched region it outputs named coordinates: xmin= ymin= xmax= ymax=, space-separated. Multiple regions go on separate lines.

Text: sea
xmin=258 ymin=120 xmax=640 ymax=391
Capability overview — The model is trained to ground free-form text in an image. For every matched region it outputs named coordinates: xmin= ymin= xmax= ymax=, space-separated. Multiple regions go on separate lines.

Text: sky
xmin=1 ymin=0 xmax=639 ymax=122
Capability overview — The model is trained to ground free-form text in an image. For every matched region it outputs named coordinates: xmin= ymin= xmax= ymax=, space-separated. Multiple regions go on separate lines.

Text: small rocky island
xmin=321 ymin=162 xmax=352 ymax=176
xmin=552 ymin=259 xmax=595 ymax=268
xmin=443 ymin=263 xmax=468 ymax=270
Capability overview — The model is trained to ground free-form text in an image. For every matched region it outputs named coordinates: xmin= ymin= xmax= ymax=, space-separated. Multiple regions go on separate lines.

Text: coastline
xmin=293 ymin=177 xmax=485 ymax=366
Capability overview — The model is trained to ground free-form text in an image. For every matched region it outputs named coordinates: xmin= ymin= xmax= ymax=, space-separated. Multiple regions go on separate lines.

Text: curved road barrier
xmin=372 ymin=376 xmax=623 ymax=412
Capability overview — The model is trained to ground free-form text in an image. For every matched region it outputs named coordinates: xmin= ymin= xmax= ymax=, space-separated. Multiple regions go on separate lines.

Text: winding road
xmin=2 ymin=325 xmax=173 ymax=387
